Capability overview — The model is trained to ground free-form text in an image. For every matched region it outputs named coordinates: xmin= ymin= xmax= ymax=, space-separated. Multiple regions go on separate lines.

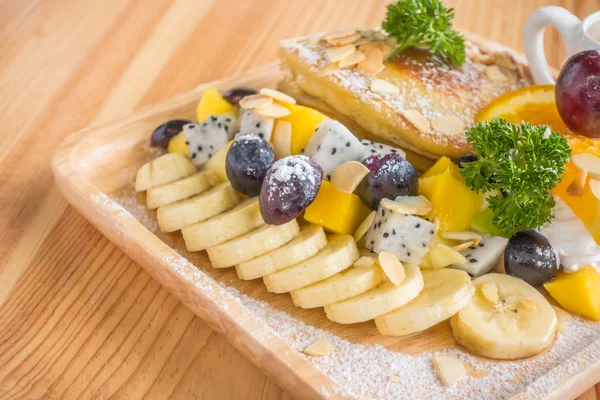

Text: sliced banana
xmin=182 ymin=197 xmax=263 ymax=251
xmin=146 ymin=170 xmax=217 ymax=209
xmin=324 ymin=265 xmax=424 ymax=324
xmin=450 ymin=273 xmax=557 ymax=360
xmin=157 ymin=182 xmax=240 ymax=232
xmin=375 ymin=269 xmax=474 ymax=336
xmin=135 ymin=153 xmax=196 ymax=192
xmin=207 ymin=219 xmax=299 ymax=268
xmin=290 ymin=254 xmax=384 ymax=309
xmin=236 ymin=224 xmax=327 ymax=280
xmin=263 ymin=234 xmax=359 ymax=294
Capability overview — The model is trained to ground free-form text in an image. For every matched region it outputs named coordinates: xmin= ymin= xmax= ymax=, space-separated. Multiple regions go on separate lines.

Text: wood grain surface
xmin=1 ymin=0 xmax=599 ymax=399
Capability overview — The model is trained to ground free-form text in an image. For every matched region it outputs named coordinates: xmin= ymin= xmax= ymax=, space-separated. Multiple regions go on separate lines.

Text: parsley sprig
xmin=460 ymin=118 xmax=571 ymax=236
xmin=382 ymin=0 xmax=466 ymax=67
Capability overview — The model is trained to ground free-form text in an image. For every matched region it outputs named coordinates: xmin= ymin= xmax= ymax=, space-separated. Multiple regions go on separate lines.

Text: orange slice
xmin=476 ymin=85 xmax=571 ymax=135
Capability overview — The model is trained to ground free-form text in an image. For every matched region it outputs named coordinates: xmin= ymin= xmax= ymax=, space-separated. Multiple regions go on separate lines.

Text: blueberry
xmin=259 ymin=155 xmax=323 ymax=225
xmin=504 ymin=230 xmax=559 ymax=287
xmin=150 ymin=119 xmax=191 ymax=147
xmin=226 ymin=134 xmax=275 ymax=196
xmin=223 ymin=87 xmax=258 ymax=106
xmin=355 ymin=153 xmax=418 ymax=209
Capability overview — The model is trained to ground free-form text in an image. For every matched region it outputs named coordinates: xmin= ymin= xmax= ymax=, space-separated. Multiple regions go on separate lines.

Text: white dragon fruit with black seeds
xmin=184 ymin=112 xmax=237 ymax=167
xmin=239 ymin=109 xmax=275 ymax=141
xmin=365 ymin=205 xmax=437 ymax=264
xmin=451 ymin=234 xmax=508 ymax=277
xmin=303 ymin=120 xmax=365 ymax=180
xmin=360 ymin=140 xmax=406 ymax=160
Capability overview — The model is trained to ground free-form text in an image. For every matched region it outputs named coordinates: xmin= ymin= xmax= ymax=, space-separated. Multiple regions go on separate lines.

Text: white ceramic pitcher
xmin=524 ymin=6 xmax=600 ymax=84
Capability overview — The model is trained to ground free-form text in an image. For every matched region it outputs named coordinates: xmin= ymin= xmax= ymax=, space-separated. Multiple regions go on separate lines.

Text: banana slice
xmin=207 ymin=220 xmax=299 ymax=268
xmin=157 ymin=182 xmax=240 ymax=232
xmin=290 ymin=252 xmax=384 ymax=309
xmin=146 ymin=170 xmax=217 ymax=209
xmin=375 ymin=269 xmax=474 ymax=336
xmin=450 ymin=273 xmax=557 ymax=360
xmin=135 ymin=153 xmax=196 ymax=192
xmin=263 ymin=234 xmax=358 ymax=294
xmin=324 ymin=265 xmax=424 ymax=324
xmin=236 ymin=224 xmax=327 ymax=280
xmin=182 ymin=197 xmax=264 ymax=251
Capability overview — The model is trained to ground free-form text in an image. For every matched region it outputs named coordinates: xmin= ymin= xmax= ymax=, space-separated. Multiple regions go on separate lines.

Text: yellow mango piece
xmin=304 ymin=180 xmax=371 ymax=234
xmin=419 ymin=157 xmax=483 ymax=233
xmin=203 ymin=140 xmax=233 ymax=182
xmin=196 ymin=88 xmax=234 ymax=123
xmin=544 ymin=266 xmax=600 ymax=321
xmin=278 ymin=104 xmax=328 ymax=154
xmin=168 ymin=131 xmax=189 ymax=156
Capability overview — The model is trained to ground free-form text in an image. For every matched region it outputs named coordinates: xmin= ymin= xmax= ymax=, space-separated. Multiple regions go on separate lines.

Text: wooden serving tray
xmin=52 ymin=51 xmax=600 ymax=398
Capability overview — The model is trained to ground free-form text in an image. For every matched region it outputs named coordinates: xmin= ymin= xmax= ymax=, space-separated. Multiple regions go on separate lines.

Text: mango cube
xmin=168 ymin=131 xmax=189 ymax=156
xmin=304 ymin=180 xmax=371 ymax=234
xmin=544 ymin=266 xmax=600 ymax=321
xmin=278 ymin=104 xmax=328 ymax=154
xmin=196 ymin=88 xmax=234 ymax=123
xmin=419 ymin=157 xmax=483 ymax=233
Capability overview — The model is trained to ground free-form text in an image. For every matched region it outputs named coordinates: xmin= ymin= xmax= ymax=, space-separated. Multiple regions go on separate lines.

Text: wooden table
xmin=0 ymin=0 xmax=599 ymax=398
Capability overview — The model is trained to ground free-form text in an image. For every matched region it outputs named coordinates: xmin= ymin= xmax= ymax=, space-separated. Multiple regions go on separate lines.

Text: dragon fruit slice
xmin=365 ymin=205 xmax=437 ymax=264
xmin=303 ymin=120 xmax=365 ymax=180
xmin=451 ymin=234 xmax=508 ymax=277
xmin=360 ymin=140 xmax=406 ymax=160
xmin=183 ymin=112 xmax=237 ymax=167
xmin=239 ymin=109 xmax=275 ymax=141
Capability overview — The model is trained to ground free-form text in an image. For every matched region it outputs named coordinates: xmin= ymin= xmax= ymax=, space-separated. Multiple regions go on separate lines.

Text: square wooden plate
xmin=52 ymin=35 xmax=600 ymax=400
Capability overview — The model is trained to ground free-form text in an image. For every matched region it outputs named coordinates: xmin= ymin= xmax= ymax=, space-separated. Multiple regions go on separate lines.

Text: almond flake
xmin=557 ymin=324 xmax=568 ymax=333
xmin=379 ymin=251 xmax=406 ymax=285
xmin=432 ymin=216 xmax=440 ymax=227
xmin=387 ymin=195 xmax=433 ymax=215
xmin=388 ymin=376 xmax=401 ymax=383
xmin=453 ymin=240 xmax=478 ymax=252
xmin=518 ymin=299 xmax=537 ymax=310
xmin=325 ymin=44 xmax=356 ymax=62
xmin=566 ymin=167 xmax=588 ymax=196
xmin=485 ymin=65 xmax=508 ymax=82
xmin=431 ymin=116 xmax=466 ymax=136
xmin=318 ymin=62 xmax=340 ymax=76
xmin=494 ymin=52 xmax=518 ymax=70
xmin=354 ymin=211 xmax=376 ymax=242
xmin=356 ymin=48 xmax=385 ymax=76
xmin=370 ymin=78 xmax=399 ymax=94
xmin=239 ymin=94 xmax=273 ymax=110
xmin=354 ymin=37 xmax=371 ymax=46
xmin=481 ymin=282 xmax=500 ymax=304
xmin=401 ymin=109 xmax=431 ymax=133
xmin=442 ymin=231 xmax=483 ymax=242
xmin=359 ymin=41 xmax=391 ymax=57
xmin=304 ymin=338 xmax=331 ymax=356
xmin=326 ymin=32 xmax=362 ymax=46
xmin=354 ymin=256 xmax=375 ymax=268
xmin=553 ymin=305 xmax=572 ymax=324
xmin=432 ymin=355 xmax=466 ymax=386
xmin=260 ymin=88 xmax=296 ymax=105
xmin=331 ymin=161 xmax=369 ymax=193
xmin=323 ymin=28 xmax=358 ymax=41
xmin=467 ymin=48 xmax=494 ymax=65
xmin=255 ymin=103 xmax=291 ymax=118
xmin=272 ymin=121 xmax=292 ymax=159
xmin=572 ymin=153 xmax=600 ymax=179
xmin=589 ymin=179 xmax=600 ymax=200
xmin=339 ymin=50 xmax=366 ymax=68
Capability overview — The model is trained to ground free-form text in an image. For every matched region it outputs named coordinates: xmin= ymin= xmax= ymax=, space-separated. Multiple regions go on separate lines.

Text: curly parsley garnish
xmin=459 ymin=118 xmax=571 ymax=236
xmin=382 ymin=0 xmax=466 ymax=67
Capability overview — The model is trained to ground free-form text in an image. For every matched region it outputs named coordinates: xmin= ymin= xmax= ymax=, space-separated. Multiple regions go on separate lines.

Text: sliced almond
xmin=442 ymin=231 xmax=483 ymax=242
xmin=589 ymin=179 xmax=600 ymax=200
xmin=318 ymin=62 xmax=340 ymax=76
xmin=566 ymin=167 xmax=588 ymax=196
xmin=272 ymin=121 xmax=292 ymax=159
xmin=359 ymin=41 xmax=391 ymax=57
xmin=494 ymin=52 xmax=518 ymax=70
xmin=485 ymin=65 xmax=508 ymax=82
xmin=323 ymin=28 xmax=358 ymax=41
xmin=378 ymin=251 xmax=406 ymax=285
xmin=255 ymin=103 xmax=291 ymax=119
xmin=383 ymin=195 xmax=433 ymax=216
xmin=432 ymin=355 xmax=466 ymax=386
xmin=326 ymin=32 xmax=362 ymax=46
xmin=354 ymin=256 xmax=375 ymax=268
xmin=572 ymin=153 xmax=600 ymax=179
xmin=557 ymin=324 xmax=568 ymax=333
xmin=339 ymin=50 xmax=366 ymax=68
xmin=431 ymin=116 xmax=466 ymax=136
xmin=453 ymin=240 xmax=478 ymax=252
xmin=432 ymin=216 xmax=440 ymax=227
xmin=354 ymin=37 xmax=371 ymax=46
xmin=354 ymin=211 xmax=376 ymax=242
xmin=553 ymin=305 xmax=572 ymax=324
xmin=331 ymin=161 xmax=369 ymax=193
xmin=325 ymin=44 xmax=356 ymax=62
xmin=401 ymin=109 xmax=431 ymax=133
xmin=260 ymin=88 xmax=296 ymax=105
xmin=239 ymin=94 xmax=273 ymax=110
xmin=356 ymin=48 xmax=385 ymax=76
xmin=388 ymin=376 xmax=401 ymax=383
xmin=481 ymin=282 xmax=500 ymax=304
xmin=370 ymin=78 xmax=399 ymax=94
xmin=518 ymin=299 xmax=538 ymax=310
xmin=428 ymin=243 xmax=467 ymax=269
xmin=304 ymin=338 xmax=331 ymax=356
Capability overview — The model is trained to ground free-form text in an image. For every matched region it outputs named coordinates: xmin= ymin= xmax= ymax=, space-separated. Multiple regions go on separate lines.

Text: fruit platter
xmin=52 ymin=1 xmax=600 ymax=399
